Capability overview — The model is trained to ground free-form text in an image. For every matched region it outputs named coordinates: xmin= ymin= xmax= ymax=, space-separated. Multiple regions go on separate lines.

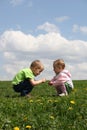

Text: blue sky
xmin=0 ymin=0 xmax=87 ymax=80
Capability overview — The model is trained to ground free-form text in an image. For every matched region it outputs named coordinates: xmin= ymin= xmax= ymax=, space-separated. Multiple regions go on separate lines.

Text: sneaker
xmin=59 ymin=93 xmax=66 ymax=96
xmin=59 ymin=92 xmax=68 ymax=96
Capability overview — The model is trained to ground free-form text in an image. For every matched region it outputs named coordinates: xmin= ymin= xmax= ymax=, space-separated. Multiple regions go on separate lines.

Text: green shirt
xmin=12 ymin=68 xmax=35 ymax=85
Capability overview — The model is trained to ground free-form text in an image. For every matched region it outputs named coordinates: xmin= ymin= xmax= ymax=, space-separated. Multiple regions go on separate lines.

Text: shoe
xmin=59 ymin=93 xmax=66 ymax=96
xmin=59 ymin=92 xmax=68 ymax=96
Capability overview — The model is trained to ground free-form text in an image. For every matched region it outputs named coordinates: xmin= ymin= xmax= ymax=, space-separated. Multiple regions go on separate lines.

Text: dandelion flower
xmin=70 ymin=100 xmax=75 ymax=104
xmin=13 ymin=127 xmax=20 ymax=130
xmin=26 ymin=125 xmax=32 ymax=129
xmin=49 ymin=115 xmax=54 ymax=119
xmin=48 ymin=99 xmax=53 ymax=103
xmin=68 ymin=106 xmax=73 ymax=110
xmin=29 ymin=99 xmax=33 ymax=103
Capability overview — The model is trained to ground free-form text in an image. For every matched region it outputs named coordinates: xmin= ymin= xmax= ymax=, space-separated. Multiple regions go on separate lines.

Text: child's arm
xmin=49 ymin=73 xmax=68 ymax=86
xmin=29 ymin=78 xmax=46 ymax=86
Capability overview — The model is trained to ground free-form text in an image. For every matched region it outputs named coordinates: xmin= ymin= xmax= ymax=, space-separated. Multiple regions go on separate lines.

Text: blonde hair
xmin=53 ymin=59 xmax=65 ymax=69
xmin=30 ymin=60 xmax=44 ymax=71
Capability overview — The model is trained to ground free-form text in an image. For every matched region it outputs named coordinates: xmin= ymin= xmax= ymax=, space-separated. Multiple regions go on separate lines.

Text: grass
xmin=0 ymin=80 xmax=87 ymax=130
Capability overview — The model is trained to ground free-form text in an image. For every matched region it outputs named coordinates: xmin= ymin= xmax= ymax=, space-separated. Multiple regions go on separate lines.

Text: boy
xmin=12 ymin=60 xmax=46 ymax=97
xmin=49 ymin=59 xmax=74 ymax=96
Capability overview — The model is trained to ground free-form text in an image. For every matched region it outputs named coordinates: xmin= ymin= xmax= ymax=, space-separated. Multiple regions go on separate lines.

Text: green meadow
xmin=0 ymin=80 xmax=87 ymax=130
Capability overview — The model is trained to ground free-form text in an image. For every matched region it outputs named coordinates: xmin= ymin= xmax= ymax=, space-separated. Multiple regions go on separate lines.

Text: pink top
xmin=50 ymin=69 xmax=74 ymax=88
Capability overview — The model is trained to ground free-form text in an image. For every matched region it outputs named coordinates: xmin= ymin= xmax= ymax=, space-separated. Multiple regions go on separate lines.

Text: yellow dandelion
xmin=26 ymin=125 xmax=32 ymax=129
xmin=48 ymin=99 xmax=53 ymax=103
xmin=68 ymin=106 xmax=73 ymax=110
xmin=29 ymin=99 xmax=33 ymax=103
xmin=49 ymin=115 xmax=55 ymax=119
xmin=13 ymin=127 xmax=20 ymax=130
xmin=70 ymin=100 xmax=75 ymax=104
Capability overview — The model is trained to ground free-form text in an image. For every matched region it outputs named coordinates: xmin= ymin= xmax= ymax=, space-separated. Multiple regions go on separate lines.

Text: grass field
xmin=0 ymin=80 xmax=87 ymax=130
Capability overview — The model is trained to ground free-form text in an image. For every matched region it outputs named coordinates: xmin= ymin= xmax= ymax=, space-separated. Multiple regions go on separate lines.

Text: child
xmin=12 ymin=60 xmax=46 ymax=97
xmin=49 ymin=59 xmax=74 ymax=96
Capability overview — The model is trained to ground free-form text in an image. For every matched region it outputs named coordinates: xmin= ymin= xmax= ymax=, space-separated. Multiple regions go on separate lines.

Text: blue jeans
xmin=13 ymin=79 xmax=34 ymax=96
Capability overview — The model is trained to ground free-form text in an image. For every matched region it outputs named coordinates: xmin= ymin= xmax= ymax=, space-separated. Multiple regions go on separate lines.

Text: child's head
xmin=53 ymin=59 xmax=65 ymax=74
xmin=30 ymin=60 xmax=44 ymax=76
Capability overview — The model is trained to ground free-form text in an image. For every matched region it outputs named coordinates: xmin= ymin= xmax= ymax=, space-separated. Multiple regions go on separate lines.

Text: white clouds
xmin=4 ymin=52 xmax=16 ymax=60
xmin=0 ymin=30 xmax=38 ymax=51
xmin=36 ymin=22 xmax=59 ymax=33
xmin=9 ymin=0 xmax=33 ymax=7
xmin=0 ymin=27 xmax=87 ymax=80
xmin=10 ymin=0 xmax=24 ymax=6
xmin=72 ymin=24 xmax=79 ymax=32
xmin=80 ymin=26 xmax=87 ymax=34
xmin=72 ymin=24 xmax=87 ymax=35
xmin=55 ymin=16 xmax=69 ymax=22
